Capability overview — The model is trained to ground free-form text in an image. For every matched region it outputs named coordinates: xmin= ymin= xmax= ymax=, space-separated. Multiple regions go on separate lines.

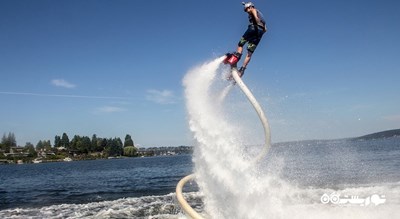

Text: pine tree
xmin=54 ymin=135 xmax=61 ymax=148
xmin=1 ymin=132 xmax=17 ymax=152
xmin=61 ymin=133 xmax=70 ymax=149
xmin=91 ymin=134 xmax=98 ymax=152
xmin=124 ymin=134 xmax=134 ymax=147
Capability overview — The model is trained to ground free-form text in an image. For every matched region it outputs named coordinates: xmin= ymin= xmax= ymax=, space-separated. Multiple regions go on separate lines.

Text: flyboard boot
xmin=238 ymin=66 xmax=246 ymax=77
xmin=223 ymin=52 xmax=241 ymax=68
xmin=223 ymin=52 xmax=242 ymax=81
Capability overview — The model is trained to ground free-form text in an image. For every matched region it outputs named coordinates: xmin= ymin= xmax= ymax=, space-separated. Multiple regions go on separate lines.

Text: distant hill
xmin=353 ymin=129 xmax=400 ymax=140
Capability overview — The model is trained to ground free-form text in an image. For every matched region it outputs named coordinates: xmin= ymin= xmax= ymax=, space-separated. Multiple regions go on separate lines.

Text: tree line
xmin=1 ymin=132 xmax=138 ymax=158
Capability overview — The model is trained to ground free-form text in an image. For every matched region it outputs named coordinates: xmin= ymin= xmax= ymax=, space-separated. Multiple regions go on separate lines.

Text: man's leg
xmin=236 ymin=35 xmax=248 ymax=58
xmin=236 ymin=46 xmax=243 ymax=55
xmin=242 ymin=51 xmax=253 ymax=68
xmin=237 ymin=27 xmax=263 ymax=77
xmin=237 ymin=51 xmax=252 ymax=77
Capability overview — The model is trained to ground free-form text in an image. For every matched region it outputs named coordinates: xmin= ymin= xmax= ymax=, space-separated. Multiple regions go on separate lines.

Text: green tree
xmin=0 ymin=147 xmax=5 ymax=159
xmin=70 ymin=135 xmax=92 ymax=154
xmin=124 ymin=134 xmax=134 ymax=147
xmin=1 ymin=132 xmax=17 ymax=153
xmin=91 ymin=134 xmax=98 ymax=152
xmin=43 ymin=140 xmax=52 ymax=151
xmin=81 ymin=136 xmax=91 ymax=154
xmin=115 ymin=137 xmax=123 ymax=149
xmin=104 ymin=138 xmax=113 ymax=156
xmin=54 ymin=135 xmax=61 ymax=148
xmin=104 ymin=138 xmax=123 ymax=157
xmin=0 ymin=136 xmax=5 ymax=152
xmin=116 ymin=137 xmax=123 ymax=155
xmin=24 ymin=142 xmax=37 ymax=157
xmin=61 ymin=133 xmax=70 ymax=149
xmin=36 ymin=140 xmax=44 ymax=150
xmin=70 ymin=135 xmax=81 ymax=151
xmin=99 ymin=138 xmax=107 ymax=152
xmin=123 ymin=146 xmax=137 ymax=157
xmin=36 ymin=140 xmax=51 ymax=151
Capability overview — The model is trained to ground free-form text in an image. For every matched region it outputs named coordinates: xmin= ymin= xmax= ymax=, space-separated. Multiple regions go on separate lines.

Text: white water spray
xmin=182 ymin=57 xmax=279 ymax=218
xmin=181 ymin=57 xmax=400 ymax=219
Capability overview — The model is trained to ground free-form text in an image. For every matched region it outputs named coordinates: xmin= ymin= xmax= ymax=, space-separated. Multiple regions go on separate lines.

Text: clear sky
xmin=1 ymin=0 xmax=399 ymax=147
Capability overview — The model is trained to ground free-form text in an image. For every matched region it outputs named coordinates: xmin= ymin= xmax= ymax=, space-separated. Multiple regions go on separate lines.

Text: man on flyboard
xmin=224 ymin=2 xmax=267 ymax=78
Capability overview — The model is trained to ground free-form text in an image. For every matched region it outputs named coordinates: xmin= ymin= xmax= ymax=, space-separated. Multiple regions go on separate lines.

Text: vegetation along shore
xmin=0 ymin=132 xmax=192 ymax=164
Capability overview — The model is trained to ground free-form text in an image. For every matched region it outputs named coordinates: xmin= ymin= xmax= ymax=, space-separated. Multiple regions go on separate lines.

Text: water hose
xmin=175 ymin=173 xmax=203 ymax=219
xmin=176 ymin=65 xmax=271 ymax=218
xmin=230 ymin=68 xmax=271 ymax=163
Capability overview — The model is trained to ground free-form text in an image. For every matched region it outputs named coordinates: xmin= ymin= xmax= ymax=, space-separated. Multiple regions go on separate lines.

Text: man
xmin=229 ymin=2 xmax=267 ymax=77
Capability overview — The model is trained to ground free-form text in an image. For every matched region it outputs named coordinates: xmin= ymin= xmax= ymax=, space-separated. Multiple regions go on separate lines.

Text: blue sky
xmin=1 ymin=0 xmax=399 ymax=147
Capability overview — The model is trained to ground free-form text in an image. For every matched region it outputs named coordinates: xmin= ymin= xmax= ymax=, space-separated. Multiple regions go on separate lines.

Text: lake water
xmin=0 ymin=154 xmax=197 ymax=218
xmin=0 ymin=137 xmax=400 ymax=218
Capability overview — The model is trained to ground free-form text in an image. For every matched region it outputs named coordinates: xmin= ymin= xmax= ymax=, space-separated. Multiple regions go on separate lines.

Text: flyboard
xmin=223 ymin=52 xmax=242 ymax=84
xmin=176 ymin=54 xmax=271 ymax=219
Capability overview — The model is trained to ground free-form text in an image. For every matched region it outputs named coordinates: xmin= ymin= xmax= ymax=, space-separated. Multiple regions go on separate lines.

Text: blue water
xmin=269 ymin=137 xmax=400 ymax=188
xmin=0 ymin=137 xmax=399 ymax=218
xmin=0 ymin=155 xmax=194 ymax=210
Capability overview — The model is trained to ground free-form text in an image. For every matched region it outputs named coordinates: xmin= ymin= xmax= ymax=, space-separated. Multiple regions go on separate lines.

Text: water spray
xmin=176 ymin=57 xmax=271 ymax=218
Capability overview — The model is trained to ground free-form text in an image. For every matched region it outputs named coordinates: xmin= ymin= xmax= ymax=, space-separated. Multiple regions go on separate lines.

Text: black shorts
xmin=238 ymin=25 xmax=265 ymax=53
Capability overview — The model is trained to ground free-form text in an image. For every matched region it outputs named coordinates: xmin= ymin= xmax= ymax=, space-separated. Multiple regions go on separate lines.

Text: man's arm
xmin=250 ymin=8 xmax=266 ymax=32
xmin=250 ymin=8 xmax=260 ymax=24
